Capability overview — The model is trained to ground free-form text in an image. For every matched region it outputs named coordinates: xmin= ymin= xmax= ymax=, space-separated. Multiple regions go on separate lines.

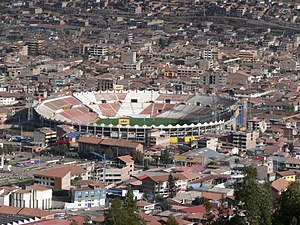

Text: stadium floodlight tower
xmin=91 ymin=152 xmax=106 ymax=184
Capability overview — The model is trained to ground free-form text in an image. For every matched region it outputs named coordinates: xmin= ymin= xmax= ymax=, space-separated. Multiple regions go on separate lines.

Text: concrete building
xmin=93 ymin=155 xmax=135 ymax=184
xmin=247 ymin=117 xmax=267 ymax=133
xmin=0 ymin=185 xmax=52 ymax=210
xmin=33 ymin=165 xmax=88 ymax=190
xmin=34 ymin=128 xmax=57 ymax=147
xmin=239 ymin=50 xmax=258 ymax=63
xmin=78 ymin=137 xmax=144 ymax=155
xmin=233 ymin=131 xmax=259 ymax=150
xmin=26 ymin=40 xmax=45 ymax=55
xmin=68 ymin=180 xmax=106 ymax=209
xmin=145 ymin=129 xmax=170 ymax=147
xmin=89 ymin=44 xmax=108 ymax=57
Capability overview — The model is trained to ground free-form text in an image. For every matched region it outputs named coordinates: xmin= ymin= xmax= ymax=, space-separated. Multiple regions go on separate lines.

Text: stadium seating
xmin=36 ymin=91 xmax=237 ymax=125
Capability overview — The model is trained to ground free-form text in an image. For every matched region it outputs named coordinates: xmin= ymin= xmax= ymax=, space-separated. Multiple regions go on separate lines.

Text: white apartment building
xmin=88 ymin=44 xmax=108 ymax=57
xmin=0 ymin=185 xmax=52 ymax=210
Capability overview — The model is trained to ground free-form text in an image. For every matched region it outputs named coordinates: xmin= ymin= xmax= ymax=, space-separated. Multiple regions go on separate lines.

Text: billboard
xmin=118 ymin=118 xmax=130 ymax=125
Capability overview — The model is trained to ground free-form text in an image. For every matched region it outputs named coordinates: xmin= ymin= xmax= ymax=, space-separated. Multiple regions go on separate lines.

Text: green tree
xmin=203 ymin=199 xmax=215 ymax=225
xmin=161 ymin=148 xmax=171 ymax=164
xmin=234 ymin=166 xmax=273 ymax=225
xmin=273 ymin=182 xmax=300 ymax=225
xmin=168 ymin=174 xmax=178 ymax=198
xmin=105 ymin=188 xmax=145 ymax=225
xmin=166 ymin=216 xmax=179 ymax=225
xmin=192 ymin=196 xmax=209 ymax=206
xmin=131 ymin=150 xmax=144 ymax=164
xmin=154 ymin=194 xmax=171 ymax=211
xmin=60 ymin=144 xmax=69 ymax=155
xmin=124 ymin=187 xmax=145 ymax=225
xmin=105 ymin=198 xmax=127 ymax=225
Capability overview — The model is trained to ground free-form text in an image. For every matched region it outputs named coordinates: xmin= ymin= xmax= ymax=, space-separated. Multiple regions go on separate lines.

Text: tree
xmin=203 ymin=198 xmax=215 ymax=225
xmin=234 ymin=166 xmax=273 ymax=225
xmin=161 ymin=148 xmax=171 ymax=164
xmin=273 ymin=182 xmax=300 ymax=225
xmin=105 ymin=188 xmax=145 ymax=225
xmin=60 ymin=144 xmax=69 ymax=156
xmin=105 ymin=198 xmax=127 ymax=225
xmin=168 ymin=174 xmax=178 ymax=198
xmin=131 ymin=150 xmax=144 ymax=165
xmin=166 ymin=216 xmax=179 ymax=225
xmin=154 ymin=194 xmax=171 ymax=211
xmin=192 ymin=196 xmax=209 ymax=206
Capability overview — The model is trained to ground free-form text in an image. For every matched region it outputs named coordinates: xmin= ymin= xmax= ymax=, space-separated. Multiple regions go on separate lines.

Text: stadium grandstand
xmin=35 ymin=90 xmax=241 ymax=143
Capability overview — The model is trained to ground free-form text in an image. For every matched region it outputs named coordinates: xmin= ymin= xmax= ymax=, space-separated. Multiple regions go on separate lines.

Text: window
xmin=131 ymin=99 xmax=138 ymax=103
xmin=165 ymin=99 xmax=171 ymax=103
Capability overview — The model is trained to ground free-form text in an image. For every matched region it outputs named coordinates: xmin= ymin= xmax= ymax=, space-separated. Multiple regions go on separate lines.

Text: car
xmin=70 ymin=209 xmax=78 ymax=212
xmin=84 ymin=208 xmax=90 ymax=211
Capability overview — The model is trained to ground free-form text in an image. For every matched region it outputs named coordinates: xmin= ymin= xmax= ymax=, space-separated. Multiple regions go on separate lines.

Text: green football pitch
xmin=96 ymin=118 xmax=191 ymax=126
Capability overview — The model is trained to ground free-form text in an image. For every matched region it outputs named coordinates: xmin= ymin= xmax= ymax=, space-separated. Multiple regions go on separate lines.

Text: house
xmin=140 ymin=173 xmax=188 ymax=198
xmin=187 ymin=174 xmax=216 ymax=190
xmin=68 ymin=180 xmax=106 ymax=209
xmin=0 ymin=92 xmax=21 ymax=106
xmin=285 ymin=158 xmax=300 ymax=170
xmin=33 ymin=165 xmax=88 ymax=190
xmin=137 ymin=201 xmax=155 ymax=214
xmin=271 ymin=178 xmax=290 ymax=197
xmin=276 ymin=170 xmax=296 ymax=182
xmin=56 ymin=125 xmax=80 ymax=146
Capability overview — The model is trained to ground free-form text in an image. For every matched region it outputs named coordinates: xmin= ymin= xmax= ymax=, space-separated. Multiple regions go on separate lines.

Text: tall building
xmin=26 ymin=40 xmax=45 ymax=55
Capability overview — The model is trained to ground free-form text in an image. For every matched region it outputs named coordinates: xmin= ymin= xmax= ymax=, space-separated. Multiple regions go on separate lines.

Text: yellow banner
xmin=118 ymin=118 xmax=130 ymax=125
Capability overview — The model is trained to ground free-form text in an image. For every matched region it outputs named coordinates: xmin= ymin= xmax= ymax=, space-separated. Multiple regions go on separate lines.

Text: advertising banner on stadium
xmin=118 ymin=118 xmax=130 ymax=125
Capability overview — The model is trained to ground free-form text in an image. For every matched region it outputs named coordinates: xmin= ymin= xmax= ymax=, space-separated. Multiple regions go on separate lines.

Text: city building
xmin=33 ymin=165 xmax=88 ymax=190
xmin=233 ymin=131 xmax=259 ymax=150
xmin=0 ymin=185 xmax=52 ymax=210
xmin=68 ymin=180 xmax=106 ymax=209
xmin=34 ymin=128 xmax=57 ymax=147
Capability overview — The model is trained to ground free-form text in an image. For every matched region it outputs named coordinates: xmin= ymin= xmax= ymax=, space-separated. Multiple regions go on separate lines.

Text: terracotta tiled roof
xmin=201 ymin=191 xmax=223 ymax=200
xmin=286 ymin=158 xmax=300 ymax=165
xmin=271 ymin=178 xmax=290 ymax=192
xmin=137 ymin=201 xmax=154 ymax=207
xmin=0 ymin=206 xmax=54 ymax=219
xmin=78 ymin=136 xmax=101 ymax=144
xmin=100 ymin=138 xmax=141 ymax=149
xmin=33 ymin=165 xmax=85 ymax=178
xmin=76 ymin=180 xmax=105 ymax=188
xmin=118 ymin=155 xmax=134 ymax=164
xmin=276 ymin=170 xmax=296 ymax=177
xmin=26 ymin=185 xmax=51 ymax=191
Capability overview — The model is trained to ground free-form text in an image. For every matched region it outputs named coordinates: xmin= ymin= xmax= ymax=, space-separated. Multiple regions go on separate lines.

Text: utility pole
xmin=27 ymin=93 xmax=34 ymax=121
xmin=248 ymin=81 xmax=252 ymax=120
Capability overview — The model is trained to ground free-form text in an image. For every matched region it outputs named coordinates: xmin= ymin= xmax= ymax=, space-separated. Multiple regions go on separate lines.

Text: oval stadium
xmin=35 ymin=91 xmax=240 ymax=143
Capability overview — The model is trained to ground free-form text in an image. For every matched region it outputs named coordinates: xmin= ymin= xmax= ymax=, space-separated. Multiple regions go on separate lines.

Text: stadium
xmin=35 ymin=90 xmax=240 ymax=143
